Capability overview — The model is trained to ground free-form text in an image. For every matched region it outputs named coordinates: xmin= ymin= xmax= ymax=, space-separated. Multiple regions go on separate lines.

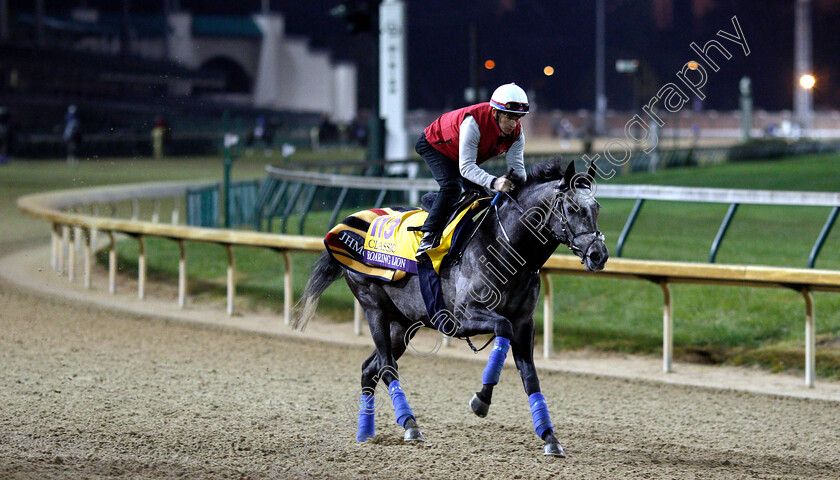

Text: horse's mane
xmin=522 ymin=157 xmax=566 ymax=188
xmin=528 ymin=158 xmax=566 ymax=183
xmin=515 ymin=157 xmax=594 ymax=200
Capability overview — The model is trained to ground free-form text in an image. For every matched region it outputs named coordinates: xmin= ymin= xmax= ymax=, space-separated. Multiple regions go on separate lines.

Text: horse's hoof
xmin=356 ymin=430 xmax=375 ymax=442
xmin=544 ymin=441 xmax=566 ymax=457
xmin=470 ymin=393 xmax=490 ymax=418
xmin=404 ymin=427 xmax=425 ymax=442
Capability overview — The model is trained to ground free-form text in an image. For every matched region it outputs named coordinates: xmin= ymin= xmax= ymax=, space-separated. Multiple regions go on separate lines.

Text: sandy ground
xmin=2 ymin=233 xmax=840 ymax=478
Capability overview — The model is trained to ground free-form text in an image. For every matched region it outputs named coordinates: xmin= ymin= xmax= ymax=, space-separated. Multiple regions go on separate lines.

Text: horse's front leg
xmin=512 ymin=322 xmax=565 ymax=457
xmin=453 ymin=308 xmax=514 ymax=418
xmin=468 ymin=336 xmax=510 ymax=418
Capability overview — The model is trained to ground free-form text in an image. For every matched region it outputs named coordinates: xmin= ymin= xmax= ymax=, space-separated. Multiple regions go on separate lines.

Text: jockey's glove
xmin=493 ymin=176 xmax=513 ymax=193
xmin=509 ymin=171 xmax=526 ymax=188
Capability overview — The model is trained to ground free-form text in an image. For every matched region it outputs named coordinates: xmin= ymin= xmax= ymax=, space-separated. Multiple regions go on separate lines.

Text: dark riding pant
xmin=415 ymin=133 xmax=462 ymax=233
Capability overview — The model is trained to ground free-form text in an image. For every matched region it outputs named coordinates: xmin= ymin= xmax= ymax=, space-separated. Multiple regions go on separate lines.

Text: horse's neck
xmin=476 ymin=189 xmax=560 ymax=274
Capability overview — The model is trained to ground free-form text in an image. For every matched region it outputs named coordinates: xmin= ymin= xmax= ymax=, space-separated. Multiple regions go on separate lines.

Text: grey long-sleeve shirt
xmin=458 ymin=115 xmax=527 ymax=190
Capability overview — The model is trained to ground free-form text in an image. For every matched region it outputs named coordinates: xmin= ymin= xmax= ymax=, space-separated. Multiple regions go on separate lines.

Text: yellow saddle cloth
xmin=323 ymin=201 xmax=483 ymax=282
xmin=363 ymin=202 xmax=478 ymax=275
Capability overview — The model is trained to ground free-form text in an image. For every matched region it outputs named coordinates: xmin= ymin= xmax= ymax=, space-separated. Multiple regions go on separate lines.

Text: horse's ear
xmin=586 ymin=164 xmax=596 ymax=182
xmin=561 ymin=162 xmax=576 ymax=189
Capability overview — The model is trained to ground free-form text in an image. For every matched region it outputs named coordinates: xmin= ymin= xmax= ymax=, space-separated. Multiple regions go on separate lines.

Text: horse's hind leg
xmin=389 ymin=320 xmax=424 ymax=442
xmin=356 ymin=351 xmax=378 ymax=442
xmin=351 ymin=279 xmax=423 ymax=442
xmin=355 ymin=322 xmax=423 ymax=442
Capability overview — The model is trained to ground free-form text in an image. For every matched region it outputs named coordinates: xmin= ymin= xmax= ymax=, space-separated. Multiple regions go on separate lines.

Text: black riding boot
xmin=415 ymin=231 xmax=441 ymax=261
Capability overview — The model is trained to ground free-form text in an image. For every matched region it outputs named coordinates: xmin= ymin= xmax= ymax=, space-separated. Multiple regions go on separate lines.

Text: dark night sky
xmin=15 ymin=0 xmax=840 ymax=112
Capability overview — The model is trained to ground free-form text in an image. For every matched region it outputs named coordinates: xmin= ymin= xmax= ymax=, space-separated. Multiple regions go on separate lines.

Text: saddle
xmin=420 ymin=189 xmax=484 ymax=227
xmin=324 ymin=194 xmax=490 ymax=282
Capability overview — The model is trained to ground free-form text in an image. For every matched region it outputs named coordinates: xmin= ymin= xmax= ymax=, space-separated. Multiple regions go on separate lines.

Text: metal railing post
xmin=152 ymin=200 xmax=161 ymax=223
xmin=73 ymin=222 xmax=81 ymax=258
xmin=709 ymin=203 xmax=739 ymax=263
xmin=801 ymin=288 xmax=815 ymax=387
xmin=373 ymin=189 xmax=388 ymax=209
xmin=59 ymin=224 xmax=68 ymax=274
xmin=282 ymin=250 xmax=292 ymax=325
xmin=327 ymin=186 xmax=349 ymax=228
xmin=616 ymin=198 xmax=644 ymax=257
xmin=661 ymin=281 xmax=673 ymax=373
xmin=264 ymin=180 xmax=288 ymax=232
xmin=90 ymin=204 xmax=98 ymax=251
xmin=137 ymin=235 xmax=146 ymax=299
xmin=172 ymin=196 xmax=180 ymax=225
xmin=178 ymin=239 xmax=187 ymax=309
xmin=51 ymin=223 xmax=60 ymax=271
xmin=298 ymin=185 xmax=320 ymax=235
xmin=225 ymin=245 xmax=235 ymax=316
xmin=280 ymin=183 xmax=304 ymax=234
xmin=808 ymin=206 xmax=839 ymax=268
xmin=83 ymin=228 xmax=91 ymax=289
xmin=67 ymin=226 xmax=76 ymax=282
xmin=541 ymin=272 xmax=554 ymax=359
xmin=354 ymin=299 xmax=363 ymax=335
xmin=108 ymin=231 xmax=116 ymax=294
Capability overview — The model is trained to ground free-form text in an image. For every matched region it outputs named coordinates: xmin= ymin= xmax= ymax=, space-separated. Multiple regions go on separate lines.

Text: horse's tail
xmin=291 ymin=251 xmax=344 ymax=331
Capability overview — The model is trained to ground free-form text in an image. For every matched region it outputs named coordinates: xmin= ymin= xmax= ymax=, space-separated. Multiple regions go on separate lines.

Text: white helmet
xmin=490 ymin=83 xmax=529 ymax=115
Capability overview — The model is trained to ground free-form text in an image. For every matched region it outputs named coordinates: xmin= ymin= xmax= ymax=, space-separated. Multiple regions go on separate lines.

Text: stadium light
xmin=484 ymin=60 xmax=495 ymax=70
xmin=800 ymin=74 xmax=816 ymax=89
xmin=543 ymin=66 xmax=554 ymax=76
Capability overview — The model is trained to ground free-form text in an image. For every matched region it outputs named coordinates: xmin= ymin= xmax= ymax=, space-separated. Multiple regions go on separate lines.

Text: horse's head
xmin=518 ymin=160 xmax=609 ymax=271
xmin=555 ymin=163 xmax=609 ymax=271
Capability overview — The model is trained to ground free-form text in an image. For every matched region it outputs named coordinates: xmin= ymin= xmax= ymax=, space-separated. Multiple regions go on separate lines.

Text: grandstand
xmin=0 ymin=7 xmax=353 ymax=158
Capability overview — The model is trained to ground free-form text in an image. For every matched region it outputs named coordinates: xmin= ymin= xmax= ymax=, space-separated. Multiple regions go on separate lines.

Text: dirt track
xmin=2 ymin=271 xmax=840 ymax=480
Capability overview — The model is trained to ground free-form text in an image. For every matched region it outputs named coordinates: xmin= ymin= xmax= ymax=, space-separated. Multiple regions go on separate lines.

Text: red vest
xmin=424 ymin=103 xmax=521 ymax=164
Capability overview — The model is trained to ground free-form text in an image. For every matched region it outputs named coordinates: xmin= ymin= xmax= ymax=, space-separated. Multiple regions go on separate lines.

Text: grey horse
xmin=292 ymin=160 xmax=609 ymax=457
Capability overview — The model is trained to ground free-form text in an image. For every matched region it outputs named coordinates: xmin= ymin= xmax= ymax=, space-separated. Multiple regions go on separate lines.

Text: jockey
xmin=414 ymin=83 xmax=529 ymax=260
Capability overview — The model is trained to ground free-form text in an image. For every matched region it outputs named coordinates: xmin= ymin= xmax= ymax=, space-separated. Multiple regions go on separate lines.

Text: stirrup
xmin=415 ymin=231 xmax=441 ymax=260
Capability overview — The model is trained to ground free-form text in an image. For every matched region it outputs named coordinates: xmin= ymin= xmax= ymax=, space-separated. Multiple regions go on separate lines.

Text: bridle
xmin=464 ymin=181 xmax=604 ymax=265
xmin=524 ymin=183 xmax=604 ymax=263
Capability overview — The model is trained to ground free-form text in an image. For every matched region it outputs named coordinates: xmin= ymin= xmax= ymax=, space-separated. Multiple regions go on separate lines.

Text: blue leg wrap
xmin=529 ymin=392 xmax=554 ymax=439
xmin=356 ymin=394 xmax=375 ymax=442
xmin=388 ymin=380 xmax=415 ymax=428
xmin=481 ymin=337 xmax=511 ymax=385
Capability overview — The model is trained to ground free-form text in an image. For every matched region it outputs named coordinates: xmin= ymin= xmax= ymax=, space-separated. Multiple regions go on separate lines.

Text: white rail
xmin=18 ymin=182 xmax=322 ymax=321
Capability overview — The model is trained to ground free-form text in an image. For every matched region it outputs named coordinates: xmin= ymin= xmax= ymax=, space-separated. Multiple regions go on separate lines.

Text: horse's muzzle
xmin=583 ymin=241 xmax=609 ymax=272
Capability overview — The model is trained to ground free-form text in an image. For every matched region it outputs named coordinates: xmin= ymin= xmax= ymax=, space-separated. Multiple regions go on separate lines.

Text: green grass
xmin=6 ymin=150 xmax=840 ymax=378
